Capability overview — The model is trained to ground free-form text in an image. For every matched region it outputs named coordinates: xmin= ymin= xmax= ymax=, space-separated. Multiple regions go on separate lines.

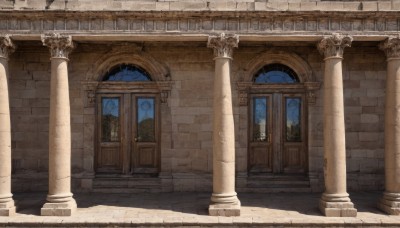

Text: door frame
xmin=247 ymin=86 xmax=309 ymax=175
xmin=94 ymin=82 xmax=162 ymax=175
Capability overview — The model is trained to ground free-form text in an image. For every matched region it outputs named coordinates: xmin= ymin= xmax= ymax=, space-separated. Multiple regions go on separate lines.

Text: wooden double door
xmin=249 ymin=93 xmax=307 ymax=174
xmin=96 ymin=93 xmax=159 ymax=174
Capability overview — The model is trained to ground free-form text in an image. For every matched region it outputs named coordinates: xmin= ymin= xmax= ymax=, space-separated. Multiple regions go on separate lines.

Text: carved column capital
xmin=317 ymin=33 xmax=353 ymax=59
xmin=207 ymin=33 xmax=239 ymax=58
xmin=379 ymin=36 xmax=400 ymax=59
xmin=0 ymin=35 xmax=16 ymax=59
xmin=41 ymin=33 xmax=75 ymax=59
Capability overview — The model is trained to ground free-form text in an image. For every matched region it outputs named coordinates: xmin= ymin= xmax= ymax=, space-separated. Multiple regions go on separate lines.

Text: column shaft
xmin=0 ymin=35 xmax=15 ymax=216
xmin=378 ymin=36 xmax=400 ymax=215
xmin=48 ymin=58 xmax=72 ymax=199
xmin=207 ymin=33 xmax=240 ymax=217
xmin=317 ymin=33 xmax=356 ymax=217
xmin=41 ymin=33 xmax=76 ymax=216
xmin=212 ymin=57 xmax=236 ymax=198
xmin=323 ymin=57 xmax=347 ymax=196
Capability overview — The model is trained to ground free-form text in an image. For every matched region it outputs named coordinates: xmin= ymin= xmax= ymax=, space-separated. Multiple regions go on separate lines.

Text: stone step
xmin=92 ymin=177 xmax=162 ymax=193
xmin=237 ymin=187 xmax=312 ymax=193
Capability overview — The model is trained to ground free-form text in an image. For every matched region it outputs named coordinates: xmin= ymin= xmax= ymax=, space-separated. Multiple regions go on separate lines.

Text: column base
xmin=209 ymin=201 xmax=241 ymax=216
xmin=319 ymin=193 xmax=357 ymax=217
xmin=377 ymin=192 xmax=400 ymax=215
xmin=41 ymin=199 xmax=77 ymax=216
xmin=0 ymin=201 xmax=16 ymax=216
xmin=209 ymin=193 xmax=241 ymax=216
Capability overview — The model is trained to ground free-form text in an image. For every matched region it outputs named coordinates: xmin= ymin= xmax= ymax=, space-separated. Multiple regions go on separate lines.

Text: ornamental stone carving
xmin=207 ymin=33 xmax=239 ymax=58
xmin=0 ymin=35 xmax=15 ymax=59
xmin=379 ymin=36 xmax=400 ymax=59
xmin=317 ymin=33 xmax=353 ymax=59
xmin=41 ymin=33 xmax=75 ymax=59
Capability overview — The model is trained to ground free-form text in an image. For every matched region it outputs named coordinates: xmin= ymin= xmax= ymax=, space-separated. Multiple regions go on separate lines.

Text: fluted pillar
xmin=317 ymin=33 xmax=357 ymax=217
xmin=378 ymin=36 xmax=400 ymax=215
xmin=41 ymin=33 xmax=76 ymax=216
xmin=0 ymin=35 xmax=16 ymax=216
xmin=207 ymin=33 xmax=240 ymax=216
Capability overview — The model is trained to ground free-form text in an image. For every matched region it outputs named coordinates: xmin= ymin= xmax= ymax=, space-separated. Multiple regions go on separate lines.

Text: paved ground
xmin=1 ymin=191 xmax=400 ymax=227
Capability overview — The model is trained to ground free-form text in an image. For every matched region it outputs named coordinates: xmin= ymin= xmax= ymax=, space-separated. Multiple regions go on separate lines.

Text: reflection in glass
xmin=103 ymin=64 xmax=151 ymax=82
xmin=253 ymin=97 xmax=268 ymax=141
xmin=102 ymin=98 xmax=120 ymax=142
xmin=286 ymin=98 xmax=301 ymax=142
xmin=137 ymin=98 xmax=155 ymax=142
xmin=254 ymin=64 xmax=299 ymax=83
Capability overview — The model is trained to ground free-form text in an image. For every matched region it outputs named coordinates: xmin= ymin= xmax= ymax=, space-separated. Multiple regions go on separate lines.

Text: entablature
xmin=1 ymin=11 xmax=400 ymax=42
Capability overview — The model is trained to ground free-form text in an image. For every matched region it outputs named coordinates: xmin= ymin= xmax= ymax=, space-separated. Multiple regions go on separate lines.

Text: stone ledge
xmin=2 ymin=1 xmax=400 ymax=12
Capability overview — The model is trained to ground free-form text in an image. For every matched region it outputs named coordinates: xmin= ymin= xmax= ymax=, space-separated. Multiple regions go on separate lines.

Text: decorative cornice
xmin=0 ymin=35 xmax=15 ymax=59
xmin=317 ymin=33 xmax=353 ymax=59
xmin=379 ymin=36 xmax=400 ymax=59
xmin=207 ymin=33 xmax=239 ymax=58
xmin=41 ymin=33 xmax=75 ymax=59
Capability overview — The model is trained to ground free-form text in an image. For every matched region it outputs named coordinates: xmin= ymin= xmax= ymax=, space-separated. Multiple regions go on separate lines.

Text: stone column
xmin=0 ymin=35 xmax=16 ymax=216
xmin=41 ymin=33 xmax=77 ymax=216
xmin=378 ymin=36 xmax=400 ymax=215
xmin=317 ymin=33 xmax=357 ymax=217
xmin=207 ymin=33 xmax=240 ymax=216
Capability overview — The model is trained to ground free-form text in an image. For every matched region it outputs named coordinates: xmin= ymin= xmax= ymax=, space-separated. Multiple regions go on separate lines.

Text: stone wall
xmin=2 ymin=0 xmax=400 ymax=11
xmin=8 ymin=41 xmax=385 ymax=192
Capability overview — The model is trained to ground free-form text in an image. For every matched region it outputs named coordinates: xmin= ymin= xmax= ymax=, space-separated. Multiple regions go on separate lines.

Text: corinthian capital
xmin=207 ymin=33 xmax=239 ymax=58
xmin=41 ymin=33 xmax=75 ymax=59
xmin=317 ymin=33 xmax=353 ymax=59
xmin=0 ymin=35 xmax=16 ymax=59
xmin=379 ymin=36 xmax=400 ymax=59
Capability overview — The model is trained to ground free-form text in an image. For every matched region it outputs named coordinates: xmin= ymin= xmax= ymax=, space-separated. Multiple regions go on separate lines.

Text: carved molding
xmin=237 ymin=82 xmax=252 ymax=106
xmin=317 ymin=33 xmax=353 ymax=59
xmin=207 ymin=33 xmax=239 ymax=58
xmin=380 ymin=36 xmax=400 ymax=59
xmin=41 ymin=33 xmax=75 ymax=59
xmin=244 ymin=50 xmax=314 ymax=83
xmin=86 ymin=44 xmax=170 ymax=82
xmin=304 ymin=81 xmax=321 ymax=106
xmin=82 ymin=82 xmax=99 ymax=107
xmin=0 ymin=35 xmax=15 ymax=59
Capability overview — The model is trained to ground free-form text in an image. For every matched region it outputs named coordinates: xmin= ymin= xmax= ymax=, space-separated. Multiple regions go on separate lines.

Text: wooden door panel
xmin=132 ymin=95 xmax=159 ymax=174
xmin=249 ymin=144 xmax=272 ymax=173
xmin=283 ymin=144 xmax=304 ymax=173
xmin=96 ymin=95 xmax=123 ymax=173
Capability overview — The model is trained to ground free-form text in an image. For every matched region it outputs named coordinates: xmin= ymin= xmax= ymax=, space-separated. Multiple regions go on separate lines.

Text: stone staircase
xmin=92 ymin=176 xmax=163 ymax=193
xmin=238 ymin=174 xmax=312 ymax=193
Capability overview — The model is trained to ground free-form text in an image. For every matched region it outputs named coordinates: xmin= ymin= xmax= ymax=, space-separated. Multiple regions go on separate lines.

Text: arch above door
xmin=83 ymin=45 xmax=172 ymax=107
xmin=238 ymin=50 xmax=320 ymax=106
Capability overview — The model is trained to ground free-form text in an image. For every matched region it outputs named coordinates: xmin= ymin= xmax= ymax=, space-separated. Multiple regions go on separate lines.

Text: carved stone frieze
xmin=317 ymin=33 xmax=353 ymax=59
xmin=207 ymin=33 xmax=239 ymax=58
xmin=41 ymin=33 xmax=75 ymax=59
xmin=0 ymin=35 xmax=15 ymax=59
xmin=380 ymin=36 xmax=400 ymax=59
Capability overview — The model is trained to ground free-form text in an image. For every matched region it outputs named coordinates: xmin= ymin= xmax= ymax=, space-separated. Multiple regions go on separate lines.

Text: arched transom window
xmin=103 ymin=64 xmax=152 ymax=82
xmin=254 ymin=64 xmax=299 ymax=84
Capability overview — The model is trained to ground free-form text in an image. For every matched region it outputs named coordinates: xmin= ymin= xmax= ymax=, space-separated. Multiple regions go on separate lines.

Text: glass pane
xmin=103 ymin=64 xmax=151 ymax=82
xmin=254 ymin=64 xmax=299 ymax=84
xmin=286 ymin=98 xmax=301 ymax=142
xmin=253 ymin=97 xmax=268 ymax=142
xmin=101 ymin=98 xmax=120 ymax=142
xmin=137 ymin=98 xmax=155 ymax=142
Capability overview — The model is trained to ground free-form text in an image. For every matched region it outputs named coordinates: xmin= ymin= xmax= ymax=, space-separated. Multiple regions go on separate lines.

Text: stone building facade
xmin=0 ymin=0 xmax=400 ymax=217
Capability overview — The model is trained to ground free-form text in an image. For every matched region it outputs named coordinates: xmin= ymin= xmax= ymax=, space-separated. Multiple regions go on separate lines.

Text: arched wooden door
xmin=95 ymin=64 xmax=160 ymax=175
xmin=248 ymin=64 xmax=307 ymax=175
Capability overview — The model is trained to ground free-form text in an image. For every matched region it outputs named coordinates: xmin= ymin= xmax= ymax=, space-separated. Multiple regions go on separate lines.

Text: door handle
xmin=134 ymin=137 xmax=138 ymax=142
